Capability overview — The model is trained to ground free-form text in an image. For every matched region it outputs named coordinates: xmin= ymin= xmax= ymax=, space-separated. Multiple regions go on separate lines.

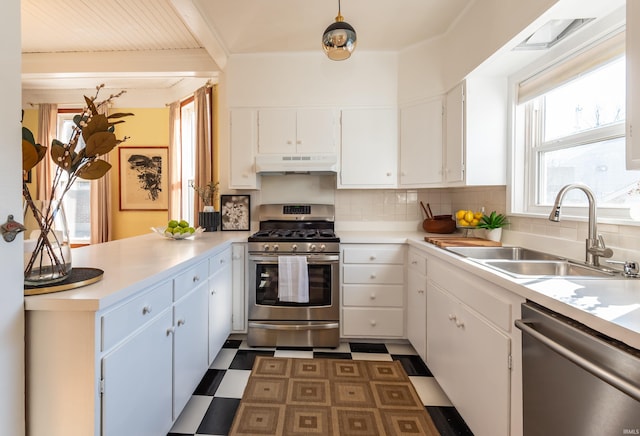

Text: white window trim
xmin=508 ymin=21 xmax=640 ymax=226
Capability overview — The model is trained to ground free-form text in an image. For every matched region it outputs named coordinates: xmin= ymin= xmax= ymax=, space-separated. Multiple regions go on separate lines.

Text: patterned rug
xmin=229 ymin=356 xmax=440 ymax=436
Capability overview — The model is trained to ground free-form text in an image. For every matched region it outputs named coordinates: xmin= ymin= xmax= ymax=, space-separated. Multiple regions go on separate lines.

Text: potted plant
xmin=476 ymin=211 xmax=508 ymax=242
xmin=191 ymin=181 xmax=220 ymax=231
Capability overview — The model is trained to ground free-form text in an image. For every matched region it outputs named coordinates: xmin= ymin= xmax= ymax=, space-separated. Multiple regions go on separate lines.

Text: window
xmin=57 ymin=111 xmax=91 ymax=243
xmin=514 ymin=31 xmax=640 ymax=221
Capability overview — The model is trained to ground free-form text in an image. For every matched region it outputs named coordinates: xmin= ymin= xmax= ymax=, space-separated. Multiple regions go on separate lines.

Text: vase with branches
xmin=191 ymin=180 xmax=219 ymax=211
xmin=22 ymin=85 xmax=133 ymax=285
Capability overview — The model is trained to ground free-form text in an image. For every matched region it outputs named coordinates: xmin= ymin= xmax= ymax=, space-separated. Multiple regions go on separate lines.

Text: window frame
xmin=509 ymin=27 xmax=638 ymax=224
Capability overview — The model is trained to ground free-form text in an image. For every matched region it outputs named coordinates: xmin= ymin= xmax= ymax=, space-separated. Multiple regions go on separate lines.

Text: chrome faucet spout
xmin=548 ymin=183 xmax=612 ymax=266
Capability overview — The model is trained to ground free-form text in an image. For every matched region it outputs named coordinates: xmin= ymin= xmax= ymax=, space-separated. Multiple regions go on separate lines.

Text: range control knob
xmin=310 ymin=244 xmax=317 ymax=251
xmin=273 ymin=244 xmax=279 ymax=252
xmin=292 ymin=244 xmax=298 ymax=252
xmin=320 ymin=244 xmax=326 ymax=252
xmin=263 ymin=244 xmax=270 ymax=251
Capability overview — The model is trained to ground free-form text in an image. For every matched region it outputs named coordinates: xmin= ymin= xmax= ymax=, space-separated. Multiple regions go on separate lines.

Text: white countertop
xmin=25 ymin=228 xmax=640 ymax=350
xmin=24 ymin=231 xmax=250 ymax=312
xmin=340 ymin=230 xmax=640 ymax=350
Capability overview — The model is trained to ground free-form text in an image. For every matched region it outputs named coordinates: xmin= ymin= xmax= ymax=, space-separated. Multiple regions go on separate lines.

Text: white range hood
xmin=255 ymin=154 xmax=338 ymax=175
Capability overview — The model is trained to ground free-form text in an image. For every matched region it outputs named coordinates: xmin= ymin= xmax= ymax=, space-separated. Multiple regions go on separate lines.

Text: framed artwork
xmin=220 ymin=195 xmax=251 ymax=231
xmin=118 ymin=146 xmax=169 ymax=211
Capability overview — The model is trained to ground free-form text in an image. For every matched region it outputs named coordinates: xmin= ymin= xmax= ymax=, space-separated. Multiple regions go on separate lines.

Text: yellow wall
xmin=111 ymin=107 xmax=170 ymax=240
xmin=22 ymin=106 xmax=170 ymax=241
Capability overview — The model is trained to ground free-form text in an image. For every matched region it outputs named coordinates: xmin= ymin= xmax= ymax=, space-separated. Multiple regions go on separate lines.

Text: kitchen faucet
xmin=549 ymin=183 xmax=613 ymax=267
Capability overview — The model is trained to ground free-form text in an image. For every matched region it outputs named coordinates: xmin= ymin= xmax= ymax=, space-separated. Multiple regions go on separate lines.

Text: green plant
xmin=476 ymin=211 xmax=508 ymax=229
xmin=191 ymin=181 xmax=219 ymax=207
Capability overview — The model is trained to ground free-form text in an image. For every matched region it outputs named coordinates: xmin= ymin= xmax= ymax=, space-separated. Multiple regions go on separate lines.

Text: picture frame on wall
xmin=220 ymin=194 xmax=251 ymax=231
xmin=118 ymin=146 xmax=169 ymax=211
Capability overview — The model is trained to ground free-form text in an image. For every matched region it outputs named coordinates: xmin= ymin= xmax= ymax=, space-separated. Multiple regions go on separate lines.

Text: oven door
xmin=248 ymin=254 xmax=339 ymax=321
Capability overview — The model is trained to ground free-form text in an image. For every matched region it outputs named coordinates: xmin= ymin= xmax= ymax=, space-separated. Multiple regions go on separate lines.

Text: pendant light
xmin=322 ymin=0 xmax=357 ymax=61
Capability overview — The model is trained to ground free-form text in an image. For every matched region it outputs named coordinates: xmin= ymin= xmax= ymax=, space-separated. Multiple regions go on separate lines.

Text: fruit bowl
xmin=151 ymin=226 xmax=204 ymax=240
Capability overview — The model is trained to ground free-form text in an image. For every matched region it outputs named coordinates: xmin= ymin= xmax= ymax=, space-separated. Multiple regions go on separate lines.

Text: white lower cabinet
xmin=25 ymin=246 xmax=235 ymax=436
xmin=173 ymin=281 xmax=209 ymax=417
xmin=341 ymin=244 xmax=406 ymax=338
xmin=426 ymin=255 xmax=519 ymax=436
xmin=406 ymin=248 xmax=427 ymax=361
xmin=102 ymin=309 xmax=174 ymax=436
xmin=208 ymin=247 xmax=233 ymax=363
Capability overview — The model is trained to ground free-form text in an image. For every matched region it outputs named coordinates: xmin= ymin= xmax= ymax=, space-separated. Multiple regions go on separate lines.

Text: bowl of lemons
xmin=455 ymin=209 xmax=483 ymax=228
xmin=151 ymin=219 xmax=204 ymax=240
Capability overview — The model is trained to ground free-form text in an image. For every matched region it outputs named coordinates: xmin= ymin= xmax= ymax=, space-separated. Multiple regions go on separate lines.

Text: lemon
xmin=179 ymin=220 xmax=189 ymax=228
xmin=458 ymin=219 xmax=469 ymax=227
xmin=474 ymin=211 xmax=483 ymax=220
xmin=464 ymin=211 xmax=474 ymax=222
xmin=470 ymin=218 xmax=479 ymax=226
xmin=456 ymin=210 xmax=466 ymax=220
xmin=167 ymin=219 xmax=179 ymax=228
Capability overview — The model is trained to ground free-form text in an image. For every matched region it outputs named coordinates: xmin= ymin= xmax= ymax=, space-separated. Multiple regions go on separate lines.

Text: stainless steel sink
xmin=445 ymin=246 xmax=566 ymax=261
xmin=480 ymin=260 xmax=615 ymax=279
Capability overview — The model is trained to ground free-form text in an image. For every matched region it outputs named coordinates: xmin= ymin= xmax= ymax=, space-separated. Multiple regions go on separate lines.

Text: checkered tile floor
xmin=167 ymin=337 xmax=473 ymax=436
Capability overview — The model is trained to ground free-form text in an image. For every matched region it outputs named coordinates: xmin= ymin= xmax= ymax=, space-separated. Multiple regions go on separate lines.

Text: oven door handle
xmin=249 ymin=321 xmax=340 ymax=331
xmin=249 ymin=255 xmax=339 ymax=263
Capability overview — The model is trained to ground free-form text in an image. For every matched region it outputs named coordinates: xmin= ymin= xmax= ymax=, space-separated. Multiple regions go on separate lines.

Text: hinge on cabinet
xmin=508 ymin=354 xmax=512 ymax=370
xmin=100 ymin=378 xmax=105 ymax=395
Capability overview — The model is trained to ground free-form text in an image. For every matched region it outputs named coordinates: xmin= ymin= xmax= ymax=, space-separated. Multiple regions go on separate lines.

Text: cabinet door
xmin=444 ymin=83 xmax=465 ymax=184
xmin=258 ymin=109 xmax=297 ymax=154
xmin=627 ymin=0 xmax=640 ymax=169
xmin=173 ymin=284 xmax=209 ymax=418
xmin=230 ymin=109 xmax=259 ymax=189
xmin=231 ymin=244 xmax=246 ymax=332
xmin=209 ymin=260 xmax=232 ymax=363
xmin=407 ymin=268 xmax=427 ymax=361
xmin=427 ymin=282 xmax=511 ymax=436
xmin=296 ymin=109 xmax=338 ymax=154
xmin=102 ymin=310 xmax=173 ymax=436
xmin=339 ymin=108 xmax=397 ymax=188
xmin=400 ymin=99 xmax=443 ymax=186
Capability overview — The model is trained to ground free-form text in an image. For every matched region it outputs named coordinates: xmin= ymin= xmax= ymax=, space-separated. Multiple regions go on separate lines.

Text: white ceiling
xmin=21 ymin=0 xmax=472 ymax=92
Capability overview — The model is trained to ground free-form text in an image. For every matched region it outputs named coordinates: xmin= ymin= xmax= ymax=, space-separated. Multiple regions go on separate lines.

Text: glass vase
xmin=23 ymin=199 xmax=72 ymax=285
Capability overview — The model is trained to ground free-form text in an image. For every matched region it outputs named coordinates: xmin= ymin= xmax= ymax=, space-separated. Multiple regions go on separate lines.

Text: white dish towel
xmin=277 ymin=255 xmax=309 ymax=303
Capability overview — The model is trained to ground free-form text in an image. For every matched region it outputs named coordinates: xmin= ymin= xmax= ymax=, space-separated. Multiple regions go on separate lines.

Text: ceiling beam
xmin=170 ymin=0 xmax=229 ymax=70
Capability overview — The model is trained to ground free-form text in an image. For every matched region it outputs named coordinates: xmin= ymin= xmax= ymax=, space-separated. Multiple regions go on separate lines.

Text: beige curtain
xmin=36 ymin=104 xmax=57 ymax=201
xmin=193 ymin=86 xmax=213 ymax=220
xmin=90 ymin=104 xmax=112 ymax=244
xmin=168 ymin=101 xmax=182 ymax=220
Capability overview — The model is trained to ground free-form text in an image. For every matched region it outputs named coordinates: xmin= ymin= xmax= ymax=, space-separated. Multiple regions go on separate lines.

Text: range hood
xmin=255 ymin=154 xmax=338 ymax=175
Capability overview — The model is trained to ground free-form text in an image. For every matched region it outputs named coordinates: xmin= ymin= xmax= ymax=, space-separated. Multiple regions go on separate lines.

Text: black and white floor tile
xmin=167 ymin=337 xmax=474 ymax=436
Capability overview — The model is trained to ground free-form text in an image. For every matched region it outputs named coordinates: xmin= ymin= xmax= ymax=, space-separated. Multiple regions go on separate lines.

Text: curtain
xmin=36 ymin=104 xmax=57 ymax=201
xmin=90 ymin=104 xmax=112 ymax=244
xmin=168 ymin=101 xmax=182 ymax=220
xmin=193 ymin=86 xmax=213 ymax=220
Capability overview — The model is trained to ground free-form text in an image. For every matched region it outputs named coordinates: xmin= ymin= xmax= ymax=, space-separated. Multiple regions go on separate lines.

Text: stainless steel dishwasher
xmin=515 ymin=302 xmax=640 ymax=436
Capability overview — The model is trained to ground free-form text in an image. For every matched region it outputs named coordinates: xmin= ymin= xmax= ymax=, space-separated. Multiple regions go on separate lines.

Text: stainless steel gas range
xmin=247 ymin=204 xmax=340 ymax=348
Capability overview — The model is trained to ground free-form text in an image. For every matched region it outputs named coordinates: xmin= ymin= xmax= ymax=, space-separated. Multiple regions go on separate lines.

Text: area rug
xmin=229 ymin=356 xmax=440 ymax=436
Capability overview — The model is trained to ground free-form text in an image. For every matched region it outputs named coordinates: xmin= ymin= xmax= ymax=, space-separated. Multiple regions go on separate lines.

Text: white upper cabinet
xmin=444 ymin=77 xmax=507 ymax=186
xmin=257 ymin=108 xmax=339 ymax=155
xmin=339 ymin=107 xmax=398 ymax=188
xmin=627 ymin=1 xmax=640 ymax=169
xmin=399 ymin=98 xmax=443 ymax=187
xmin=229 ymin=109 xmax=259 ymax=189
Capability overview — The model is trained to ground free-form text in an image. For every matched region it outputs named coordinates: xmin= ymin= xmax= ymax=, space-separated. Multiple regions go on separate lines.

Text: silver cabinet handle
xmin=515 ymin=319 xmax=640 ymax=401
xmin=142 ymin=306 xmax=152 ymax=315
xmin=177 ymin=319 xmax=185 ymax=327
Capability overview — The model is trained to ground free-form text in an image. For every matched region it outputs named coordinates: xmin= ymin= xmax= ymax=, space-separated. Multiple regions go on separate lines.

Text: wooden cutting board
xmin=425 ymin=236 xmax=502 ymax=247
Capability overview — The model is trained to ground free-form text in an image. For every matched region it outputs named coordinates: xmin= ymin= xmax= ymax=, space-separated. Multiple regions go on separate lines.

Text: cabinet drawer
xmin=101 ymin=281 xmax=172 ymax=351
xmin=342 ymin=264 xmax=404 ymax=284
xmin=209 ymin=249 xmax=232 ymax=277
xmin=408 ymin=250 xmax=427 ymax=274
xmin=343 ymin=284 xmax=404 ymax=307
xmin=342 ymin=308 xmax=404 ymax=337
xmin=174 ymin=260 xmax=208 ymax=301
xmin=342 ymin=245 xmax=405 ymax=264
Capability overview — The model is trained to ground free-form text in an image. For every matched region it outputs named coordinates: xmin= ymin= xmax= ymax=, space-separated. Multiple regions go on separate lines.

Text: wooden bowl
xmin=423 ymin=218 xmax=456 ymax=234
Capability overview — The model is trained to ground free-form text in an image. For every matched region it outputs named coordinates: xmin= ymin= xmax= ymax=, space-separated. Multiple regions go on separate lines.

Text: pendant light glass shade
xmin=322 ymin=1 xmax=356 ymax=61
